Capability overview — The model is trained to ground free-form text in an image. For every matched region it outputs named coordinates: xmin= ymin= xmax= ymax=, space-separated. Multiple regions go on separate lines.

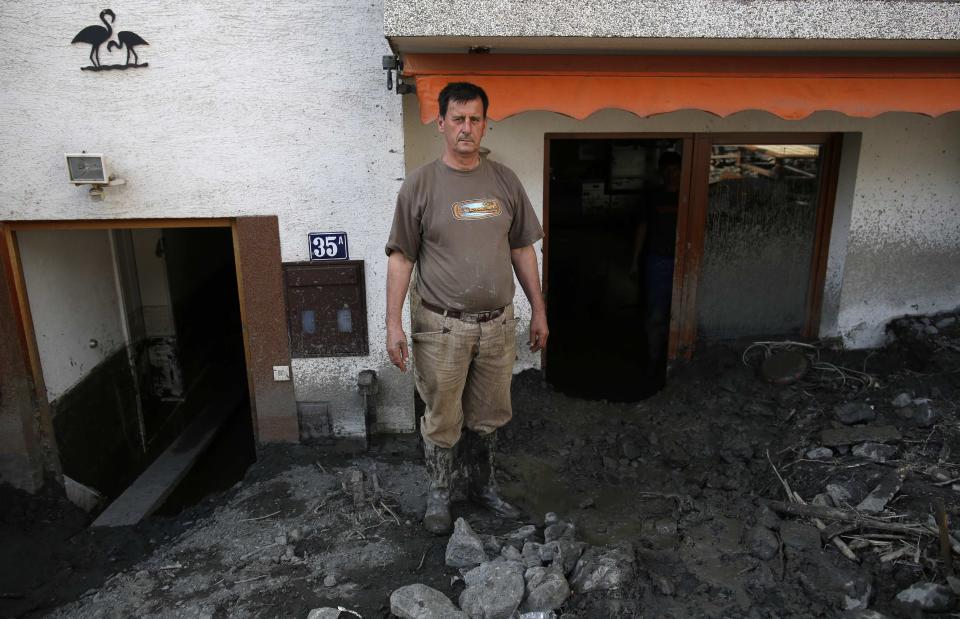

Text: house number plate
xmin=308 ymin=232 xmax=349 ymax=261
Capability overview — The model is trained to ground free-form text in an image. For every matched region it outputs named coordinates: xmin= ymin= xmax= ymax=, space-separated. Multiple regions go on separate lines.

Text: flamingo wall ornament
xmin=107 ymin=31 xmax=149 ymax=68
xmin=71 ymin=9 xmax=115 ymax=69
xmin=72 ymin=9 xmax=150 ymax=71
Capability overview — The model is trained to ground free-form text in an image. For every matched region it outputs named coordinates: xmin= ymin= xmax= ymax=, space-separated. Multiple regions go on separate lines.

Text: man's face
xmin=438 ymin=98 xmax=486 ymax=158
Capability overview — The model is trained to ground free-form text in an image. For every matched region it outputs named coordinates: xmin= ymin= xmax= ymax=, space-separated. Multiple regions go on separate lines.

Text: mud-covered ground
xmin=2 ymin=312 xmax=959 ymax=618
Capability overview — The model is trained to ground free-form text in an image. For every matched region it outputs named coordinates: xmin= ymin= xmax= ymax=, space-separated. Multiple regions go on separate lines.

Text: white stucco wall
xmin=0 ymin=2 xmax=411 ymax=433
xmin=403 ymin=100 xmax=960 ymax=351
xmin=16 ymin=230 xmax=126 ymax=401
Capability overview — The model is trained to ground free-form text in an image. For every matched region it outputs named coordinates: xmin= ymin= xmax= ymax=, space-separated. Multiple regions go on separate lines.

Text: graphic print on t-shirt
xmin=452 ymin=198 xmax=502 ymax=221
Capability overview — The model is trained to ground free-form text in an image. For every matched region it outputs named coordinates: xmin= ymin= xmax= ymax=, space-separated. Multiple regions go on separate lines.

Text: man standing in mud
xmin=385 ymin=82 xmax=548 ymax=534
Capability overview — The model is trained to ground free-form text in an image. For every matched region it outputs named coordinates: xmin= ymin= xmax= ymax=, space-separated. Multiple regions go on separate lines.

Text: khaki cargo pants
xmin=411 ymin=302 xmax=518 ymax=449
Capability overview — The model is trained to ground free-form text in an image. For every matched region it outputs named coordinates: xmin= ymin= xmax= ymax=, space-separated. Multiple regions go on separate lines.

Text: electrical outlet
xmin=273 ymin=365 xmax=291 ymax=382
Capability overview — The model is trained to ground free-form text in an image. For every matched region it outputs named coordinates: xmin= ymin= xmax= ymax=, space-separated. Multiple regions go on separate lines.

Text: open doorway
xmin=544 ymin=136 xmax=686 ymax=401
xmin=13 ymin=224 xmax=255 ymax=513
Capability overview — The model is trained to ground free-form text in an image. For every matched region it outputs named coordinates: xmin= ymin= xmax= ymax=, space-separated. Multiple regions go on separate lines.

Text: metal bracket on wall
xmin=382 ymin=55 xmax=416 ymax=95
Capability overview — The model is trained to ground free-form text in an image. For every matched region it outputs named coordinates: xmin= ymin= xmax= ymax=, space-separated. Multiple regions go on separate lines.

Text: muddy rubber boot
xmin=422 ymin=440 xmax=453 ymax=535
xmin=468 ymin=431 xmax=523 ymax=520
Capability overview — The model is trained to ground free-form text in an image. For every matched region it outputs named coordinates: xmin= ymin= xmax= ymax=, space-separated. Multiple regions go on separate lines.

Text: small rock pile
xmin=389 ymin=513 xmax=635 ymax=619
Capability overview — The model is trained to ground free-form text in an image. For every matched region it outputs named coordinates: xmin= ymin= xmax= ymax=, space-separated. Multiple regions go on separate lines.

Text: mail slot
xmin=283 ymin=261 xmax=368 ymax=357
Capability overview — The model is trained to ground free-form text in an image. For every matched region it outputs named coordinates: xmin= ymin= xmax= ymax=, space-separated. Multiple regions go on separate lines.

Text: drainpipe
xmin=358 ymin=370 xmax=379 ymax=439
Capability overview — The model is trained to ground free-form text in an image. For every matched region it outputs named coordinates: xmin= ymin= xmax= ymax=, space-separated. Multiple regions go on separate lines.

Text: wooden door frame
xmin=674 ymin=132 xmax=844 ymax=360
xmin=541 ymin=131 xmax=844 ymax=368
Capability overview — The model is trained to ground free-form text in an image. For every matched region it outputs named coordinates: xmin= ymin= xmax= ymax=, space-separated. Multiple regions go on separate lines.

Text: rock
xmin=621 ymin=440 xmax=641 ymax=460
xmin=844 ymin=611 xmax=891 ymax=619
xmin=936 ymin=316 xmax=957 ymax=329
xmin=891 ymin=393 xmax=912 ymax=408
xmin=544 ymin=522 xmax=575 ymax=542
xmin=501 ymin=545 xmax=522 ymax=561
xmin=505 ymin=525 xmax=538 ymax=549
xmin=460 ymin=560 xmax=525 ymax=619
xmin=821 ymin=426 xmax=901 ymax=447
xmin=760 ymin=350 xmax=809 ymax=384
xmin=779 ymin=521 xmax=821 ymax=552
xmin=390 ymin=583 xmax=467 ymax=619
xmin=544 ymin=512 xmax=560 ymax=526
xmin=323 ymin=574 xmax=337 ymax=587
xmin=895 ymin=582 xmax=956 ymax=613
xmin=851 ymin=442 xmax=897 ymax=463
xmin=483 ymin=534 xmax=503 ymax=555
xmin=578 ymin=498 xmax=595 ymax=509
xmin=446 ymin=518 xmax=488 ymax=568
xmin=812 ymin=493 xmax=834 ymax=507
xmin=540 ymin=540 xmax=587 ymax=575
xmin=746 ymin=525 xmax=780 ymax=560
xmin=520 ymin=613 xmax=557 ymax=619
xmin=798 ymin=559 xmax=873 ymax=611
xmin=857 ymin=472 xmax=903 ymax=514
xmin=806 ymin=447 xmax=834 ymax=460
xmin=522 ymin=541 xmax=544 ymax=568
xmin=757 ymin=504 xmax=781 ymax=530
xmin=306 ymin=609 xmax=342 ymax=619
xmin=925 ymin=325 xmax=939 ymax=335
xmin=569 ymin=544 xmax=635 ymax=594
xmin=835 ymin=402 xmax=876 ymax=425
xmin=826 ymin=481 xmax=867 ymax=507
xmin=911 ymin=401 xmax=939 ymax=428
xmin=522 ymin=566 xmax=570 ymax=612
xmin=654 ymin=575 xmax=676 ymax=596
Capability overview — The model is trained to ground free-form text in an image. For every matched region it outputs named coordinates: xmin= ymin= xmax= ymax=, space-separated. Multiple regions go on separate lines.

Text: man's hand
xmin=387 ymin=323 xmax=409 ymax=372
xmin=528 ymin=310 xmax=549 ymax=352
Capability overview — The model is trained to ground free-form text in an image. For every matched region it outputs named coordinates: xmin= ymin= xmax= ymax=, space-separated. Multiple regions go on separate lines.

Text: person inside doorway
xmin=632 ymin=150 xmax=681 ymax=368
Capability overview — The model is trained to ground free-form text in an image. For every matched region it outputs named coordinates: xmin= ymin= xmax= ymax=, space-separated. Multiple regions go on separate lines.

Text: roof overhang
xmin=402 ymin=54 xmax=960 ymax=123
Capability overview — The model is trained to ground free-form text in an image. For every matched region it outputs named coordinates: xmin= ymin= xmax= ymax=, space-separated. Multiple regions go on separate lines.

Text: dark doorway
xmin=14 ymin=224 xmax=255 ymax=510
xmin=545 ymin=137 xmax=684 ymax=401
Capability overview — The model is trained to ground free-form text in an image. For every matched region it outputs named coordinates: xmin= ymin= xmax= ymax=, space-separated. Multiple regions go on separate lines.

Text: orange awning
xmin=403 ymin=54 xmax=960 ymax=123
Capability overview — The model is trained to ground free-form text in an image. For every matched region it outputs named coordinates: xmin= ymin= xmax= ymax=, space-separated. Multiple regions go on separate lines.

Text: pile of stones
xmin=389 ymin=513 xmax=635 ymax=619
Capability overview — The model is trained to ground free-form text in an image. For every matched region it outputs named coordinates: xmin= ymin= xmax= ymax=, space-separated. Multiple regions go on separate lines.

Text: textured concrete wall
xmin=385 ymin=0 xmax=960 ymax=40
xmin=16 ymin=230 xmax=125 ymax=401
xmin=0 ymin=1 xmax=411 ymax=436
xmin=404 ymin=101 xmax=960 ymax=351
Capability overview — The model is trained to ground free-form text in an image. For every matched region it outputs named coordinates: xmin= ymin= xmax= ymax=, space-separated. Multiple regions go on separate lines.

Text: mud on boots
xmin=422 ymin=439 xmax=453 ymax=535
xmin=467 ymin=430 xmax=522 ymax=519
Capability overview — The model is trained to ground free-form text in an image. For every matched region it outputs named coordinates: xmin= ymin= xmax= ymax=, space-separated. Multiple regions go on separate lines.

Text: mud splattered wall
xmin=836 ymin=114 xmax=960 ymax=348
xmin=0 ymin=1 xmax=409 ymax=438
xmin=404 ymin=105 xmax=960 ymax=353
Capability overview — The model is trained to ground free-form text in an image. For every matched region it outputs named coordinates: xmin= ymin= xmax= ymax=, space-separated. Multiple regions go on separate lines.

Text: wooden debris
xmin=936 ymin=499 xmax=954 ymax=573
xmin=766 ymin=450 xmax=859 ymax=562
xmin=767 ymin=501 xmax=929 ymax=536
xmin=239 ymin=510 xmax=281 ymax=523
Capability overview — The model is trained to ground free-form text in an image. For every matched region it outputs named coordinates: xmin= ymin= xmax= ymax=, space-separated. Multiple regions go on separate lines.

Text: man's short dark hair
xmin=439 ymin=82 xmax=489 ymax=118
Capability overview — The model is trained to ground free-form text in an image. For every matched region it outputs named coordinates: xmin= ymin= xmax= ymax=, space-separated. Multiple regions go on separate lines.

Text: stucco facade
xmin=0 ymin=0 xmax=412 ymax=490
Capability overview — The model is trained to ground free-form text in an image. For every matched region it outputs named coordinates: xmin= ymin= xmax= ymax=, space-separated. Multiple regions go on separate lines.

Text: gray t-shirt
xmin=386 ymin=158 xmax=544 ymax=312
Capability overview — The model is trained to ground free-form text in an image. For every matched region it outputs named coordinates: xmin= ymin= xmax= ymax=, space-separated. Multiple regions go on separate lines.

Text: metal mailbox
xmin=283 ymin=260 xmax=368 ymax=357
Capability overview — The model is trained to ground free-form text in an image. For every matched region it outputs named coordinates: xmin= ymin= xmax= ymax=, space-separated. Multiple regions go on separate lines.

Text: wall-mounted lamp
xmin=65 ymin=153 xmax=125 ymax=200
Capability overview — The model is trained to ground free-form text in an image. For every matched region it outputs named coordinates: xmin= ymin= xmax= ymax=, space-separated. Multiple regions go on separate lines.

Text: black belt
xmin=421 ymin=300 xmax=506 ymax=323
